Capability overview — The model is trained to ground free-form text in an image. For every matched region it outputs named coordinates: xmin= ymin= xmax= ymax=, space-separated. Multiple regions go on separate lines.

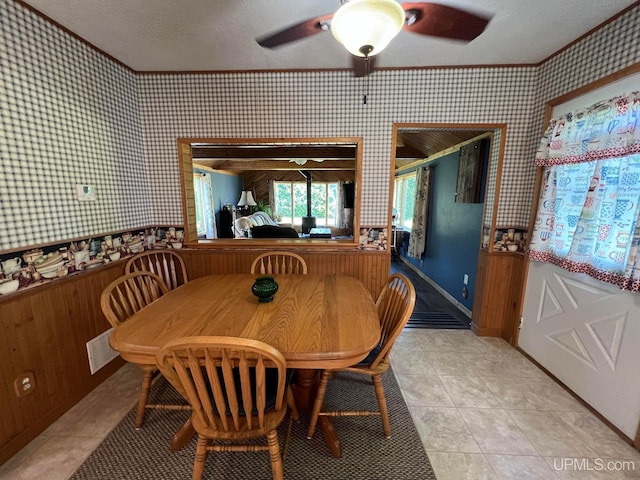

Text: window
xmin=274 ymin=182 xmax=339 ymax=227
xmin=394 ymin=173 xmax=416 ymax=229
xmin=529 ymin=90 xmax=640 ymax=291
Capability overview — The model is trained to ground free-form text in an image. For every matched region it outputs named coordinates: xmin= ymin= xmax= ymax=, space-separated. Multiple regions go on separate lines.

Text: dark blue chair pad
xmin=355 ymin=343 xmax=383 ymax=367
xmin=202 ymin=367 xmax=294 ymax=416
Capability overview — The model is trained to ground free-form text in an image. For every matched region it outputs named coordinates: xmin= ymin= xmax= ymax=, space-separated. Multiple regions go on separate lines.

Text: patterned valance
xmin=529 ymin=91 xmax=640 ymax=292
xmin=535 ymin=91 xmax=640 ymax=167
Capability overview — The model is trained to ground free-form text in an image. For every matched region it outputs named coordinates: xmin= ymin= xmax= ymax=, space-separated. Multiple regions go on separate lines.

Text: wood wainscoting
xmin=0 ymin=261 xmax=126 ymax=465
xmin=178 ymin=248 xmax=391 ymax=299
xmin=471 ymin=249 xmax=526 ymax=343
xmin=0 ymin=248 xmax=390 ymax=465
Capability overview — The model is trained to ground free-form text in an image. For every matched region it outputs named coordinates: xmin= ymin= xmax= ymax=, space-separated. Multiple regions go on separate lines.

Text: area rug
xmin=71 ymin=368 xmax=436 ymax=480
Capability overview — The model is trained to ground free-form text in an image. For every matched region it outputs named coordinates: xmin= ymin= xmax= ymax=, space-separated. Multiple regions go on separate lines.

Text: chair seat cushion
xmin=355 ymin=343 xmax=383 ymax=366
xmin=205 ymin=367 xmax=294 ymax=415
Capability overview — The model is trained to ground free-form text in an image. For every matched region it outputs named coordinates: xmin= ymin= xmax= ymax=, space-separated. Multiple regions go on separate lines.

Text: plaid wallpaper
xmin=510 ymin=5 xmax=640 ymax=230
xmin=138 ymin=68 xmax=538 ymax=228
xmin=1 ymin=0 xmax=639 ymax=251
xmin=0 ymin=0 xmax=149 ymax=251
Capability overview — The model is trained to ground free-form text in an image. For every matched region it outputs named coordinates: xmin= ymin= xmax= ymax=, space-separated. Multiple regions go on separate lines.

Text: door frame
xmin=389 ymin=122 xmax=507 ymax=320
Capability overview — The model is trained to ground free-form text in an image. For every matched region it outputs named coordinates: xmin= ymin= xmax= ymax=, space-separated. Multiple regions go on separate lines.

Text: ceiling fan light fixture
xmin=289 ymin=158 xmax=326 ymax=165
xmin=331 ymin=0 xmax=405 ymax=57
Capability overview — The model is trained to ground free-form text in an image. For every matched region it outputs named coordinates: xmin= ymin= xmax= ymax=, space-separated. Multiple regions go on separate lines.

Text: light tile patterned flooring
xmin=1 ymin=329 xmax=639 ymax=479
xmin=393 ymin=329 xmax=640 ymax=480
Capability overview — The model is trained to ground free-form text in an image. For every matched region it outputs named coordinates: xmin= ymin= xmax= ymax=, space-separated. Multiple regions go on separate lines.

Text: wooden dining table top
xmin=109 ymin=274 xmax=381 ymax=369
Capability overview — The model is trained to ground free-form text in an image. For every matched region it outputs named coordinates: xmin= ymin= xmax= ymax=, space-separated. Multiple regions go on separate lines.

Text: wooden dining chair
xmin=306 ymin=273 xmax=416 ymax=440
xmin=100 ymin=271 xmax=190 ymax=428
xmin=125 ymin=250 xmax=188 ymax=290
xmin=250 ymin=251 xmax=308 ymax=275
xmin=156 ymin=336 xmax=297 ymax=480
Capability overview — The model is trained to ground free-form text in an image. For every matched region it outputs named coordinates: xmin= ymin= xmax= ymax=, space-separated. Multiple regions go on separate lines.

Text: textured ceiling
xmin=20 ymin=0 xmax=637 ymax=72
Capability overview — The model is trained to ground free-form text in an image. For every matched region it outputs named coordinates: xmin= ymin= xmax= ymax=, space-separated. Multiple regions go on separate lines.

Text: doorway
xmin=390 ymin=123 xmax=503 ymax=328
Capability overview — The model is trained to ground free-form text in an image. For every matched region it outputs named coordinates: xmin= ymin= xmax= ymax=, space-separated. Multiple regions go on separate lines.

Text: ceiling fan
xmin=256 ymin=0 xmax=491 ymax=77
xmin=289 ymin=158 xmax=325 ymax=165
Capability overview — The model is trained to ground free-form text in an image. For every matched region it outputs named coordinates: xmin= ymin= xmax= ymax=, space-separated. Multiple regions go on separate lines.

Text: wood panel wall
xmin=179 ymin=248 xmax=390 ymax=299
xmin=242 ymin=170 xmax=355 ymax=205
xmin=0 ymin=248 xmax=390 ymax=465
xmin=471 ymin=250 xmax=525 ymax=341
xmin=178 ymin=142 xmax=197 ymax=242
xmin=0 ymin=262 xmax=126 ymax=465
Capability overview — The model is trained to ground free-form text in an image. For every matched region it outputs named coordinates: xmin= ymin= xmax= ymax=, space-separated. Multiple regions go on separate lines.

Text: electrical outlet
xmin=14 ymin=371 xmax=36 ymax=397
xmin=463 ymin=274 xmax=469 ymax=285
xmin=462 ymin=287 xmax=468 ymax=299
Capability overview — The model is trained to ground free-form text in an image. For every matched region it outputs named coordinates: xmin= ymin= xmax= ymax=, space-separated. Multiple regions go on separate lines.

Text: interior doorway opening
xmin=390 ymin=123 xmax=503 ymax=329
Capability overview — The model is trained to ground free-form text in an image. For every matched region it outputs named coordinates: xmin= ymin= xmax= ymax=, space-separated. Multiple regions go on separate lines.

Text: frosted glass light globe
xmin=331 ymin=0 xmax=405 ymax=57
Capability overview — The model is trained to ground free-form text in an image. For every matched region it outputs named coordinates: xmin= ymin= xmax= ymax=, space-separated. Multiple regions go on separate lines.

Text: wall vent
xmin=86 ymin=328 xmax=119 ymax=375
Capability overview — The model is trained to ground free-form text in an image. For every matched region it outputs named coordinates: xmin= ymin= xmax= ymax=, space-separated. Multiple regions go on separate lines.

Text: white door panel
xmin=520 ymin=261 xmax=640 ymax=438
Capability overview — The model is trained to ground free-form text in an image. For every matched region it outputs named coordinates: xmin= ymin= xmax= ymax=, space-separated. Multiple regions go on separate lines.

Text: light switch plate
xmin=76 ymin=184 xmax=96 ymax=201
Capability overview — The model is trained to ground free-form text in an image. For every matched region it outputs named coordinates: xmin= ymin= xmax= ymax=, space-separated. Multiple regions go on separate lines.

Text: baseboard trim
xmin=517 ymin=347 xmax=637 ymax=451
xmin=470 ymin=322 xmax=502 ymax=337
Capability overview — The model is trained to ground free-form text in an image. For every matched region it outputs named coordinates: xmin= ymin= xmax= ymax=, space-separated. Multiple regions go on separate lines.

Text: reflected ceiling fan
xmin=256 ymin=0 xmax=491 ymax=77
xmin=289 ymin=158 xmax=325 ymax=165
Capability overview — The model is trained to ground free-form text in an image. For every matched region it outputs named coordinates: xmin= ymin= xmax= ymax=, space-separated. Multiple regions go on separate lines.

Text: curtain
xmin=194 ymin=172 xmax=217 ymax=239
xmin=407 ymin=166 xmax=432 ymax=259
xmin=529 ymin=91 xmax=640 ymax=291
xmin=336 ymin=181 xmax=345 ymax=229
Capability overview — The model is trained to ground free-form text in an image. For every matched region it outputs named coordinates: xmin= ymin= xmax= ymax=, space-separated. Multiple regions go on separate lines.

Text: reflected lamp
xmin=237 ymin=190 xmax=257 ymax=211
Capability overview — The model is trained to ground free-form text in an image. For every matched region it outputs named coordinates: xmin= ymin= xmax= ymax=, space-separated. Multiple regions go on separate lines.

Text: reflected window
xmin=275 ymin=181 xmax=339 ymax=227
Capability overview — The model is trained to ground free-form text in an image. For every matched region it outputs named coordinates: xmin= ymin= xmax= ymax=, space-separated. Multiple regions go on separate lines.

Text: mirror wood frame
xmin=177 ymin=137 xmax=362 ymax=248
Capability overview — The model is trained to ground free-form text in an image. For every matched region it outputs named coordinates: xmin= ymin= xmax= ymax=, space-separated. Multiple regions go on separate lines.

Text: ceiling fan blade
xmin=352 ymin=55 xmax=377 ymax=77
xmin=256 ymin=13 xmax=333 ymax=48
xmin=402 ymin=3 xmax=490 ymax=42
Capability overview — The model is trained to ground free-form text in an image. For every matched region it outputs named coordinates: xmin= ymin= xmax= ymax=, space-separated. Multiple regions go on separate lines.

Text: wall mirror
xmin=177 ymin=137 xmax=362 ymax=246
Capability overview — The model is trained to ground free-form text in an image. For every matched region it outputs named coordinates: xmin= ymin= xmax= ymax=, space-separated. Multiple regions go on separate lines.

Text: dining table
xmin=109 ymin=273 xmax=380 ymax=458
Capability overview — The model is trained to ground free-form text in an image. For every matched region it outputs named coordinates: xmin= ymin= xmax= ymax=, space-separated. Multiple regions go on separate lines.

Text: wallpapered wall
xmin=0 ymin=0 xmax=148 ymax=251
xmin=138 ymin=68 xmax=537 ymax=228
xmin=0 ymin=0 xmax=638 ymax=252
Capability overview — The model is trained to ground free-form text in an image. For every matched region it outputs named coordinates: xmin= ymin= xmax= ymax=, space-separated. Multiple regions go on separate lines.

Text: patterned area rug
xmin=71 ymin=369 xmax=436 ymax=480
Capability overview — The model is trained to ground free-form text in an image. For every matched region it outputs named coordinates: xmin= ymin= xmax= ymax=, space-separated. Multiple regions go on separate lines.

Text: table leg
xmin=292 ymin=369 xmax=342 ymax=458
xmin=319 ymin=416 xmax=342 ymax=458
xmin=290 ymin=369 xmax=318 ymax=412
xmin=171 ymin=417 xmax=195 ymax=452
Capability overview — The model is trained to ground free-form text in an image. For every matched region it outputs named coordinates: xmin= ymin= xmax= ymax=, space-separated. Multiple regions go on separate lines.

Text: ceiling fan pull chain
xmin=363 ymin=54 xmax=370 ymax=105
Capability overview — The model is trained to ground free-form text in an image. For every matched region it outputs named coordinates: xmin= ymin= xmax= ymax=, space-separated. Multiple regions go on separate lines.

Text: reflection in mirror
xmin=177 ymin=138 xmax=361 ymax=245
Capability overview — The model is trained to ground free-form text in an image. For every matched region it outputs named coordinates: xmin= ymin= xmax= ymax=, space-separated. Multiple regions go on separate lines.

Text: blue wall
xmin=210 ymin=171 xmax=242 ymax=213
xmin=401 ymin=144 xmax=488 ymax=311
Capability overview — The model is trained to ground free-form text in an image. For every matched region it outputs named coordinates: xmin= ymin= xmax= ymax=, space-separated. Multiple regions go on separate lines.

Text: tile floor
xmin=1 ymin=329 xmax=639 ymax=479
xmin=393 ymin=329 xmax=640 ymax=480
